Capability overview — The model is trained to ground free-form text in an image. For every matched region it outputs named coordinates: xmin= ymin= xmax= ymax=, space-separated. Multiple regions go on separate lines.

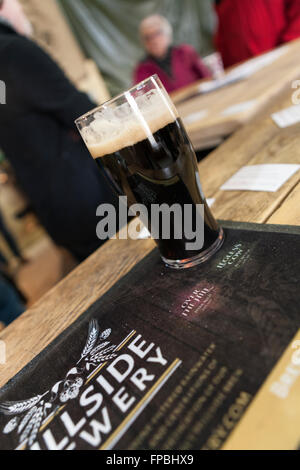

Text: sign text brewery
xmin=1 ymin=322 xmax=181 ymax=450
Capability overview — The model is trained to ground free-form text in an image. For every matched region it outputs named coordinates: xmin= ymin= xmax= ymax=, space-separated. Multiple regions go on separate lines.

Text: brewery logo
xmin=216 ymin=243 xmax=251 ymax=270
xmin=0 ymin=320 xmax=181 ymax=450
xmin=0 ymin=320 xmax=116 ymax=448
xmin=179 ymin=284 xmax=217 ymax=318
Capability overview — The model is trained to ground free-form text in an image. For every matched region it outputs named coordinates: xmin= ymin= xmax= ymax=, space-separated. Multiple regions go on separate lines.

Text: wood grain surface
xmin=197 ymin=88 xmax=300 ymax=224
xmin=197 ymin=89 xmax=297 ymax=195
xmin=267 ymin=182 xmax=300 ymax=226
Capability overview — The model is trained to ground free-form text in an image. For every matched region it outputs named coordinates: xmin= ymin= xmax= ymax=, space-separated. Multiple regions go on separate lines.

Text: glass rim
xmin=75 ymin=74 xmax=161 ymax=125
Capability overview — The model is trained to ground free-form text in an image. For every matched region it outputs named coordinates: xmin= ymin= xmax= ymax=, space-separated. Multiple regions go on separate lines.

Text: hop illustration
xmin=0 ymin=319 xmax=118 ymax=449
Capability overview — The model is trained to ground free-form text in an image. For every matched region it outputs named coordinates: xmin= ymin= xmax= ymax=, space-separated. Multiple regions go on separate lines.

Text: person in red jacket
xmin=134 ymin=15 xmax=211 ymax=93
xmin=215 ymin=0 xmax=300 ymax=68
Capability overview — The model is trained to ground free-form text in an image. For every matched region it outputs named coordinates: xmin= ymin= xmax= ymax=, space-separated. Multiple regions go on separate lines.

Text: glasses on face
xmin=142 ymin=29 xmax=165 ymax=42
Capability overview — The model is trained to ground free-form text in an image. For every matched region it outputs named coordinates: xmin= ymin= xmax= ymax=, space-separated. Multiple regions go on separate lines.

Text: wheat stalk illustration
xmin=26 ymin=406 xmax=44 ymax=447
xmin=89 ymin=341 xmax=110 ymax=356
xmin=90 ymin=344 xmax=116 ymax=359
xmin=20 ymin=408 xmax=40 ymax=444
xmin=3 ymin=417 xmax=19 ymax=434
xmin=77 ymin=319 xmax=99 ymax=364
xmin=0 ymin=393 xmax=47 ymax=416
xmin=18 ymin=406 xmax=38 ymax=434
xmin=88 ymin=343 xmax=117 ymax=365
xmin=99 ymin=328 xmax=111 ymax=340
xmin=90 ymin=353 xmax=117 ymax=364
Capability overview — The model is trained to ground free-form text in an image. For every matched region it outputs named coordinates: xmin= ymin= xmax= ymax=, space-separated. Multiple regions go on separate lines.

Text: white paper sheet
xmin=271 ymin=105 xmax=300 ymax=128
xmin=198 ymin=75 xmax=241 ymax=94
xmin=183 ymin=110 xmax=208 ymax=125
xmin=222 ymin=100 xmax=257 ymax=116
xmin=206 ymin=198 xmax=215 ymax=207
xmin=220 ymin=164 xmax=300 ymax=192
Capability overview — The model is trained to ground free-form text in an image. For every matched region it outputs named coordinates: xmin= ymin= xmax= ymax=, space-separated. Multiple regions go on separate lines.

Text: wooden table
xmin=0 ymin=88 xmax=300 ymax=389
xmin=268 ymin=181 xmax=300 ymax=225
xmin=172 ymin=39 xmax=300 ymax=150
xmin=198 ymin=88 xmax=300 ymax=223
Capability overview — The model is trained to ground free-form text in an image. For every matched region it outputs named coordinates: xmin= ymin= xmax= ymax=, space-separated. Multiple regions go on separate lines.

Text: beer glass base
xmin=161 ymin=228 xmax=225 ymax=270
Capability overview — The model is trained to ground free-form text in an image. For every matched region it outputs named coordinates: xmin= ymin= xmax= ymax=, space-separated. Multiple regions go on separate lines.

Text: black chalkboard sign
xmin=0 ymin=222 xmax=299 ymax=450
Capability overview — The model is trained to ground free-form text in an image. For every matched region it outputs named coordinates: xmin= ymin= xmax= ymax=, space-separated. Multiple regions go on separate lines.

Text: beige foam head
xmin=81 ymin=89 xmax=179 ymax=159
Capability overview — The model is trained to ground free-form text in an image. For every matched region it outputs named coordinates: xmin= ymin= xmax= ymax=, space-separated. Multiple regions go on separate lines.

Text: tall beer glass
xmin=76 ymin=75 xmax=224 ymax=269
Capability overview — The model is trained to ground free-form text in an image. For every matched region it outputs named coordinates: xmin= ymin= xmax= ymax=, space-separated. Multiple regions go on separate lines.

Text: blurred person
xmin=0 ymin=0 xmax=119 ymax=262
xmin=0 ymin=249 xmax=8 ymax=271
xmin=0 ymin=275 xmax=25 ymax=326
xmin=0 ymin=209 xmax=28 ymax=266
xmin=134 ymin=15 xmax=211 ymax=93
xmin=215 ymin=0 xmax=300 ymax=68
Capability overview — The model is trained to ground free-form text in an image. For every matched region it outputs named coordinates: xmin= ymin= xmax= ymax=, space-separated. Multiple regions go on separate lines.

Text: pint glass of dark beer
xmin=76 ymin=75 xmax=224 ymax=269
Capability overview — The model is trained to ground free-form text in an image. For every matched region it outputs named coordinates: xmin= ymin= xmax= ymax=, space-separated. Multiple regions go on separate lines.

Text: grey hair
xmin=139 ymin=14 xmax=173 ymax=41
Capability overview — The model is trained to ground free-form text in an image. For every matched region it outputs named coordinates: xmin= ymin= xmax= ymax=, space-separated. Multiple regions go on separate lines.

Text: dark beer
xmin=89 ymin=117 xmax=221 ymax=263
xmin=77 ymin=76 xmax=224 ymax=268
